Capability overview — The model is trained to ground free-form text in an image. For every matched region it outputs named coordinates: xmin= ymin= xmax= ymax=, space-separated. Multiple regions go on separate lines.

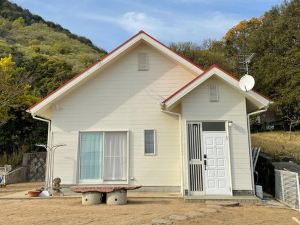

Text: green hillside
xmin=0 ymin=0 xmax=106 ymax=165
xmin=0 ymin=0 xmax=101 ymax=51
xmin=252 ymin=132 xmax=300 ymax=163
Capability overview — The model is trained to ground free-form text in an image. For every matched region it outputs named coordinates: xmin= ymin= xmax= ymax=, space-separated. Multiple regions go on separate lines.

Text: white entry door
xmin=203 ymin=132 xmax=232 ymax=195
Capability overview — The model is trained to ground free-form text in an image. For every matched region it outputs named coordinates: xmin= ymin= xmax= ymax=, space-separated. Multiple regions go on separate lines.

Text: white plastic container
xmin=255 ymin=185 xmax=263 ymax=199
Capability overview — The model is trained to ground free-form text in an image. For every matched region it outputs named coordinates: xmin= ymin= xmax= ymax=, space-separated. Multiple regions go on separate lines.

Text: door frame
xmin=77 ymin=129 xmax=130 ymax=185
xmin=186 ymin=120 xmax=233 ymax=196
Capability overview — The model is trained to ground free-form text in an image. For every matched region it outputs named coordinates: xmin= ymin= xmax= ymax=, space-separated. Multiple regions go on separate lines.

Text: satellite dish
xmin=239 ymin=74 xmax=255 ymax=92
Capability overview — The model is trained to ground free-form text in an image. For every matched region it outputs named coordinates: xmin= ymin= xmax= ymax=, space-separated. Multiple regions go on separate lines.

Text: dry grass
xmin=251 ymin=131 xmax=300 ymax=163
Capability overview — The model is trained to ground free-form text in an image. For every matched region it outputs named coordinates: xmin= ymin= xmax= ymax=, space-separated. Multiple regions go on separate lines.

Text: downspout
xmin=31 ymin=114 xmax=51 ymax=190
xmin=161 ymin=108 xmax=183 ymax=196
xmin=247 ymin=107 xmax=268 ymax=195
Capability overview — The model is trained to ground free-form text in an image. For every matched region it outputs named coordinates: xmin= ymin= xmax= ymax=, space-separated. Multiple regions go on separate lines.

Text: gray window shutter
xmin=209 ymin=84 xmax=219 ymax=102
xmin=138 ymin=53 xmax=149 ymax=71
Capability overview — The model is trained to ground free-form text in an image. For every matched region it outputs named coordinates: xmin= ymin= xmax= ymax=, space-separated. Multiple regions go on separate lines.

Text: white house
xmin=27 ymin=31 xmax=271 ymax=197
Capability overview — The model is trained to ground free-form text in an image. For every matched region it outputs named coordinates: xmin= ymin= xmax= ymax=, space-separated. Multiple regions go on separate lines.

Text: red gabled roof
xmin=211 ymin=64 xmax=272 ymax=101
xmin=141 ymin=31 xmax=205 ymax=72
xmin=161 ymin=64 xmax=272 ymax=105
xmin=28 ymin=30 xmax=205 ymax=112
xmin=161 ymin=65 xmax=212 ymax=104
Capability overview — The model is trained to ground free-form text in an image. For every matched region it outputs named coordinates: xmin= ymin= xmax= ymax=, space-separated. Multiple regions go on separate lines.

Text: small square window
xmin=209 ymin=84 xmax=219 ymax=102
xmin=202 ymin=122 xmax=225 ymax=131
xmin=138 ymin=53 xmax=149 ymax=71
xmin=144 ymin=130 xmax=155 ymax=155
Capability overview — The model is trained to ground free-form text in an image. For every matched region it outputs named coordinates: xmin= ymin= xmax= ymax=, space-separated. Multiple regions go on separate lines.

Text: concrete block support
xmin=82 ymin=192 xmax=102 ymax=205
xmin=107 ymin=190 xmax=127 ymax=205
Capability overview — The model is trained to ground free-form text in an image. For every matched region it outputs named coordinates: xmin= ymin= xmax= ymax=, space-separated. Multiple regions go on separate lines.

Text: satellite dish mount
xmin=239 ymin=53 xmax=255 ymax=92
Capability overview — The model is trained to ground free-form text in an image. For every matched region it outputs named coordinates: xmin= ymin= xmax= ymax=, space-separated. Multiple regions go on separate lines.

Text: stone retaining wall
xmin=22 ymin=152 xmax=47 ymax=182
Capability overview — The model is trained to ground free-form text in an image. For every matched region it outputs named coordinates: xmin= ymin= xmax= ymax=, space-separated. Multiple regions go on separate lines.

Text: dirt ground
xmin=0 ymin=183 xmax=299 ymax=225
xmin=0 ymin=182 xmax=44 ymax=196
xmin=0 ymin=198 xmax=299 ymax=225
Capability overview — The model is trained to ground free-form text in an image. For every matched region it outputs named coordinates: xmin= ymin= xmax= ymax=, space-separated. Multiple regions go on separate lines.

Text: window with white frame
xmin=79 ymin=131 xmax=128 ymax=182
xmin=144 ymin=129 xmax=155 ymax=155
xmin=138 ymin=53 xmax=149 ymax=71
xmin=209 ymin=84 xmax=219 ymax=102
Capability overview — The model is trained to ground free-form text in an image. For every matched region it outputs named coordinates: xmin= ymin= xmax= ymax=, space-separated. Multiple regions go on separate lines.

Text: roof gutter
xmin=247 ymin=106 xmax=269 ymax=195
xmin=248 ymin=108 xmax=269 ymax=117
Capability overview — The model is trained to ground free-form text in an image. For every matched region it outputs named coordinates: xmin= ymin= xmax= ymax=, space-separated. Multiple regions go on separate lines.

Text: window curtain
xmin=103 ymin=132 xmax=127 ymax=181
xmin=79 ymin=132 xmax=103 ymax=180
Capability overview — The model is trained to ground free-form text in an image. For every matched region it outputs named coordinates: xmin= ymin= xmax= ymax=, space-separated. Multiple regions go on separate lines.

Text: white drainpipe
xmin=31 ymin=114 xmax=51 ymax=189
xmin=161 ymin=109 xmax=184 ymax=196
xmin=247 ymin=107 xmax=268 ymax=195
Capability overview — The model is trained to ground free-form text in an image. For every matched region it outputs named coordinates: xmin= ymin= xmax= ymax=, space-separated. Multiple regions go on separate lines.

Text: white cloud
xmin=80 ymin=10 xmax=239 ymax=44
xmin=119 ymin=12 xmax=163 ymax=33
xmin=81 ymin=12 xmax=164 ymax=34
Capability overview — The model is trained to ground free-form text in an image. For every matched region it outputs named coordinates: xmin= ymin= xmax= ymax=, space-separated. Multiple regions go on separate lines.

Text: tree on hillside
xmin=170 ymin=1 xmax=300 ymax=131
xmin=0 ymin=0 xmax=105 ymax=52
xmin=0 ymin=55 xmax=36 ymax=124
xmin=0 ymin=2 xmax=106 ymax=166
xmin=169 ymin=41 xmax=235 ymax=72
xmin=247 ymin=1 xmax=300 ymax=130
xmin=223 ymin=18 xmax=261 ymax=59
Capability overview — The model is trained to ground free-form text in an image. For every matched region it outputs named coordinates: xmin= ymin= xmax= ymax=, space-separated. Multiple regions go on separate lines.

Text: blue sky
xmin=11 ymin=0 xmax=283 ymax=51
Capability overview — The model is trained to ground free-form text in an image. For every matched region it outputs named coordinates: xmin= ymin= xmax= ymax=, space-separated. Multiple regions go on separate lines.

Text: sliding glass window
xmin=79 ymin=132 xmax=103 ymax=181
xmin=79 ymin=131 xmax=128 ymax=183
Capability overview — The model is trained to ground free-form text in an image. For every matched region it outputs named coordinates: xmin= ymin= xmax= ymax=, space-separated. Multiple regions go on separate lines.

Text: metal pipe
xmin=32 ymin=115 xmax=51 ymax=190
xmin=248 ymin=108 xmax=268 ymax=117
xmin=247 ymin=107 xmax=268 ymax=195
xmin=50 ymin=146 xmax=60 ymax=189
xmin=35 ymin=144 xmax=65 ymax=193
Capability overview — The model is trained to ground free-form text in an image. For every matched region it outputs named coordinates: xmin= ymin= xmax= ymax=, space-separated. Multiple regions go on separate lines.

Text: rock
xmin=169 ymin=215 xmax=187 ymax=221
xmin=152 ymin=218 xmax=173 ymax=224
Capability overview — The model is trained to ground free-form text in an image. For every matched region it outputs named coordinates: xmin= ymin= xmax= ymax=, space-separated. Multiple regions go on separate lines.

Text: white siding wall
xmin=181 ymin=77 xmax=252 ymax=191
xmin=50 ymin=43 xmax=196 ymax=186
